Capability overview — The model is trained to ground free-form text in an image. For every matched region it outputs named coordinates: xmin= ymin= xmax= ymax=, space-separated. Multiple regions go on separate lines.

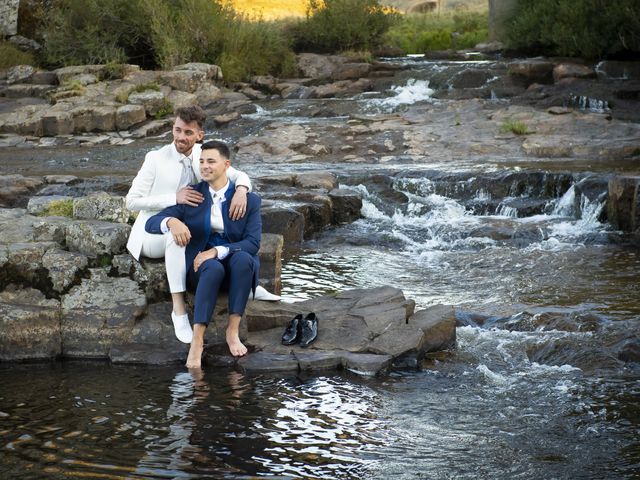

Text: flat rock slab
xmin=200 ymin=286 xmax=456 ymax=376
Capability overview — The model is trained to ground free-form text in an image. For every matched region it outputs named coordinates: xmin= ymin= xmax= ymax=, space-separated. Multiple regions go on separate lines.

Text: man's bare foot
xmin=186 ymin=338 xmax=204 ymax=369
xmin=226 ymin=329 xmax=248 ymax=357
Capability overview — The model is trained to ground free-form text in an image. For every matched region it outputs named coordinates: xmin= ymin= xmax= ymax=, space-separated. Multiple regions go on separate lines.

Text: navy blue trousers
xmin=187 ymin=251 xmax=255 ymax=325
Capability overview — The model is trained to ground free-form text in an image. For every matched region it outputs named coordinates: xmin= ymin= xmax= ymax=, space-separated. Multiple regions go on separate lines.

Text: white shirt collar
xmin=209 ymin=180 xmax=229 ymax=201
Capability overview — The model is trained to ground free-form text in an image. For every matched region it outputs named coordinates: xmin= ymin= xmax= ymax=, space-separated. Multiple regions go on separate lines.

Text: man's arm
xmin=227 ymin=166 xmax=252 ymax=221
xmin=125 ymin=152 xmax=177 ymax=212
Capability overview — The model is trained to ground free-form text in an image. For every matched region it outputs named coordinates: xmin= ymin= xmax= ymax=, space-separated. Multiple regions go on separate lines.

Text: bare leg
xmin=186 ymin=324 xmax=206 ymax=369
xmin=226 ymin=314 xmax=248 ymax=357
xmin=172 ymin=292 xmax=187 ymax=316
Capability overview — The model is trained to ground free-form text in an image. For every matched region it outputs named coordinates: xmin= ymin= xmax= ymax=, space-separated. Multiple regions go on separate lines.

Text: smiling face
xmin=199 ymin=147 xmax=230 ymax=189
xmin=172 ymin=116 xmax=204 ymax=155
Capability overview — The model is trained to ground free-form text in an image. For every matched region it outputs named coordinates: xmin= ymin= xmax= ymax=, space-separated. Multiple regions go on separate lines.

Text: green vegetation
xmin=504 ymin=0 xmax=640 ymax=59
xmin=384 ymin=9 xmax=488 ymax=54
xmin=0 ymin=42 xmax=34 ymax=69
xmin=500 ymin=119 xmax=529 ymax=135
xmin=99 ymin=62 xmax=129 ymax=81
xmin=60 ymin=79 xmax=86 ymax=95
xmin=154 ymin=98 xmax=174 ymax=119
xmin=40 ymin=199 xmax=74 ymax=218
xmin=291 ymin=0 xmax=398 ymax=53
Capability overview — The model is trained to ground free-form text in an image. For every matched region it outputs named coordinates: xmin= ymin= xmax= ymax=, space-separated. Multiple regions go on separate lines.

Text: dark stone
xmin=341 ymin=352 xmax=392 ymax=376
xmin=259 ymin=233 xmax=284 ymax=295
xmin=328 ymin=188 xmax=362 ymax=224
xmin=237 ymin=352 xmax=299 ymax=373
xmin=261 ymin=206 xmax=305 ymax=243
xmin=608 ymin=176 xmax=640 ymax=232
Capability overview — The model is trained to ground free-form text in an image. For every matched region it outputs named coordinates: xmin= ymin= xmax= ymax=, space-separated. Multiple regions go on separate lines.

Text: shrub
xmin=0 ymin=42 xmax=34 ymax=69
xmin=154 ymin=98 xmax=174 ymax=119
xmin=383 ymin=9 xmax=488 ymax=54
xmin=40 ymin=199 xmax=74 ymax=218
xmin=500 ymin=119 xmax=529 ymax=135
xmin=504 ymin=0 xmax=640 ymax=59
xmin=292 ymin=0 xmax=399 ymax=53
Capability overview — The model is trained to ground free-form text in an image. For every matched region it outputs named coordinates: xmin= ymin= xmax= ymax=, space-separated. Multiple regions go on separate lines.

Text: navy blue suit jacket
xmin=145 ymin=180 xmax=261 ymax=288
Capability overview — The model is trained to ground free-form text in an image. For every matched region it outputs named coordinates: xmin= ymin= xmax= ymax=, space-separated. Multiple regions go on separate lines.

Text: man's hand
xmin=229 ymin=186 xmax=248 ymax=221
xmin=168 ymin=218 xmax=191 ymax=247
xmin=193 ymin=248 xmax=217 ymax=272
xmin=176 ymin=186 xmax=204 ymax=207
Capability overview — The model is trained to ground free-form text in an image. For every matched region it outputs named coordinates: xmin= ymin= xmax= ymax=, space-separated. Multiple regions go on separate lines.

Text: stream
xmin=1 ymin=56 xmax=639 ymax=479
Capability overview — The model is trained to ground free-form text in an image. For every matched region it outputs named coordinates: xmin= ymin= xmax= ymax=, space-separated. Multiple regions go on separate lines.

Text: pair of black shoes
xmin=281 ymin=313 xmax=318 ymax=348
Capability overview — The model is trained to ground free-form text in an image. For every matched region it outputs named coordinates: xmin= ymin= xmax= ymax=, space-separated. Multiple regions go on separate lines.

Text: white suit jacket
xmin=125 ymin=142 xmax=251 ymax=260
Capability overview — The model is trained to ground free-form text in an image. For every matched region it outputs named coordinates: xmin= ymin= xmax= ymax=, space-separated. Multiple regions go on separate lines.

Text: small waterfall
xmin=370 ymin=79 xmax=434 ymax=111
xmin=552 ymin=185 xmax=576 ymax=217
xmin=496 ymin=203 xmax=518 ymax=217
xmin=568 ymin=94 xmax=610 ymax=113
xmin=579 ymin=193 xmax=606 ymax=225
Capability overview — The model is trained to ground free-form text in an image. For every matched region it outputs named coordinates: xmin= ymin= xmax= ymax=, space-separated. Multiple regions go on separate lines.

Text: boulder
xmin=128 ymin=90 xmax=166 ymax=116
xmin=213 ymin=111 xmax=241 ymax=126
xmin=112 ymin=254 xmax=169 ymax=301
xmin=251 ymin=75 xmax=277 ymax=92
xmin=61 ymin=269 xmax=146 ymax=358
xmin=0 ymin=241 xmax=58 ymax=289
xmin=27 ymin=195 xmax=74 ymax=216
xmin=109 ymin=301 xmax=188 ymax=364
xmin=508 ymin=59 xmax=555 ymax=84
xmin=115 ymin=104 xmax=146 ymax=130
xmin=608 ymin=176 xmax=640 ymax=232
xmin=450 ymin=68 xmax=495 ymax=89
xmin=160 ymin=69 xmax=207 ymax=93
xmin=65 ymin=220 xmax=130 ymax=256
xmin=279 ymin=84 xmax=315 ymax=99
xmin=259 ymin=233 xmax=284 ymax=295
xmin=553 ymin=63 xmax=595 ymax=82
xmin=7 ymin=65 xmax=34 ymax=84
xmin=0 ymin=175 xmax=45 ymax=208
xmin=42 ymin=248 xmax=88 ymax=293
xmin=54 ymin=65 xmax=106 ymax=84
xmin=0 ymin=287 xmax=61 ymax=361
xmin=167 ymin=90 xmax=198 ymax=109
xmin=194 ymin=83 xmax=222 ymax=106
xmin=41 ymin=111 xmax=74 ymax=136
xmin=73 ymin=193 xmax=130 ymax=223
xmin=332 ymin=63 xmax=371 ymax=81
xmin=297 ymin=53 xmax=345 ymax=79
xmin=328 ymin=188 xmax=363 ymax=224
xmin=173 ymin=63 xmax=223 ymax=82
xmin=261 ymin=207 xmax=305 ymax=243
xmin=32 ymin=216 xmax=72 ymax=244
xmin=294 ymin=171 xmax=338 ymax=190
xmin=70 ymin=105 xmax=116 ymax=132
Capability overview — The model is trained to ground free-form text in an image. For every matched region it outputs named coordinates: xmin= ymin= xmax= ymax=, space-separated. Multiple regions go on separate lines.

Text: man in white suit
xmin=126 ymin=106 xmax=278 ymax=344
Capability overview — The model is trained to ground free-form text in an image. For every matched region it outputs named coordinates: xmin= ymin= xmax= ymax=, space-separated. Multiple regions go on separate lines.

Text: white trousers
xmin=140 ymin=232 xmax=186 ymax=293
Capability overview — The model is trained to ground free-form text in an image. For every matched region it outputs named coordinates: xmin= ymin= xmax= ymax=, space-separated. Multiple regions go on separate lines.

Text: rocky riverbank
xmin=1 ymin=50 xmax=639 ymax=372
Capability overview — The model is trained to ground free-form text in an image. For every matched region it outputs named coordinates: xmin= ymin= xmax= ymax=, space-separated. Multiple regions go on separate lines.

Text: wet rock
xmin=608 ymin=176 xmax=640 ymax=232
xmin=449 ymin=68 xmax=496 ymax=89
xmin=0 ymin=174 xmax=45 ymax=207
xmin=239 ymin=87 xmax=266 ymax=100
xmin=237 ymin=352 xmax=300 ymax=373
xmin=259 ymin=233 xmax=284 ymax=295
xmin=313 ymin=79 xmax=373 ymax=98
xmin=261 ymin=206 xmax=305 ymax=243
xmin=280 ymin=84 xmax=315 ymax=99
xmin=109 ymin=302 xmax=188 ymax=365
xmin=296 ymin=351 xmax=344 ymax=372
xmin=0 ymin=286 xmax=61 ymax=361
xmin=245 ymin=286 xmax=453 ymax=374
xmin=65 ymin=220 xmax=130 ymax=257
xmin=213 ymin=111 xmax=241 ymax=126
xmin=328 ymin=188 xmax=362 ymax=224
xmin=342 ymin=352 xmax=392 ymax=376
xmin=596 ymin=61 xmax=640 ymax=81
xmin=42 ymin=248 xmax=88 ymax=293
xmin=73 ymin=193 xmax=130 ymax=223
xmin=61 ymin=268 xmax=146 ymax=358
xmin=617 ymin=337 xmax=640 ymax=363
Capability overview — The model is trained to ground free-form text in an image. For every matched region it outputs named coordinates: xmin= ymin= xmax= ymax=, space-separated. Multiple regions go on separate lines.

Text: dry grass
xmin=232 ymin=0 xmax=307 ymax=19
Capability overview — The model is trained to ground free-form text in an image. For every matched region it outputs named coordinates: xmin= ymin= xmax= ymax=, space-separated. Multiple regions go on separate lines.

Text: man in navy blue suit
xmin=146 ymin=140 xmax=261 ymax=368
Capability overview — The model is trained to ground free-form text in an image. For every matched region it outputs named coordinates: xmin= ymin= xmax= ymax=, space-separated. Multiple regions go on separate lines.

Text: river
xmin=1 ymin=56 xmax=639 ymax=479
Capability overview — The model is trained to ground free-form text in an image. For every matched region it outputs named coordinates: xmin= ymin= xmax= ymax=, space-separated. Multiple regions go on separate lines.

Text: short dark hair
xmin=201 ymin=140 xmax=231 ymax=160
xmin=175 ymin=106 xmax=206 ymax=129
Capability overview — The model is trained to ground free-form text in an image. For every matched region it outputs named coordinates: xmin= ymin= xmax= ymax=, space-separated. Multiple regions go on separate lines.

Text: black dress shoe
xmin=299 ymin=313 xmax=318 ymax=348
xmin=281 ymin=314 xmax=303 ymax=345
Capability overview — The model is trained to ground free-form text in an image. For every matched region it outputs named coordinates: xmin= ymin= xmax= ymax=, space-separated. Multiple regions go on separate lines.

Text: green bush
xmin=504 ymin=0 xmax=640 ymax=59
xmin=383 ymin=10 xmax=488 ymax=54
xmin=500 ymin=119 xmax=529 ymax=135
xmin=292 ymin=0 xmax=399 ymax=53
xmin=40 ymin=199 xmax=74 ymax=218
xmin=0 ymin=42 xmax=34 ymax=69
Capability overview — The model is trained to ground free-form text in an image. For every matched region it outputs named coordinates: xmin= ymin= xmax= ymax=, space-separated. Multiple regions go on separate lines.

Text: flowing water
xmin=1 ymin=57 xmax=639 ymax=479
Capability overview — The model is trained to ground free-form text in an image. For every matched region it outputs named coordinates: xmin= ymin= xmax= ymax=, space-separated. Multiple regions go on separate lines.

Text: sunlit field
xmin=232 ymin=0 xmax=307 ymax=19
